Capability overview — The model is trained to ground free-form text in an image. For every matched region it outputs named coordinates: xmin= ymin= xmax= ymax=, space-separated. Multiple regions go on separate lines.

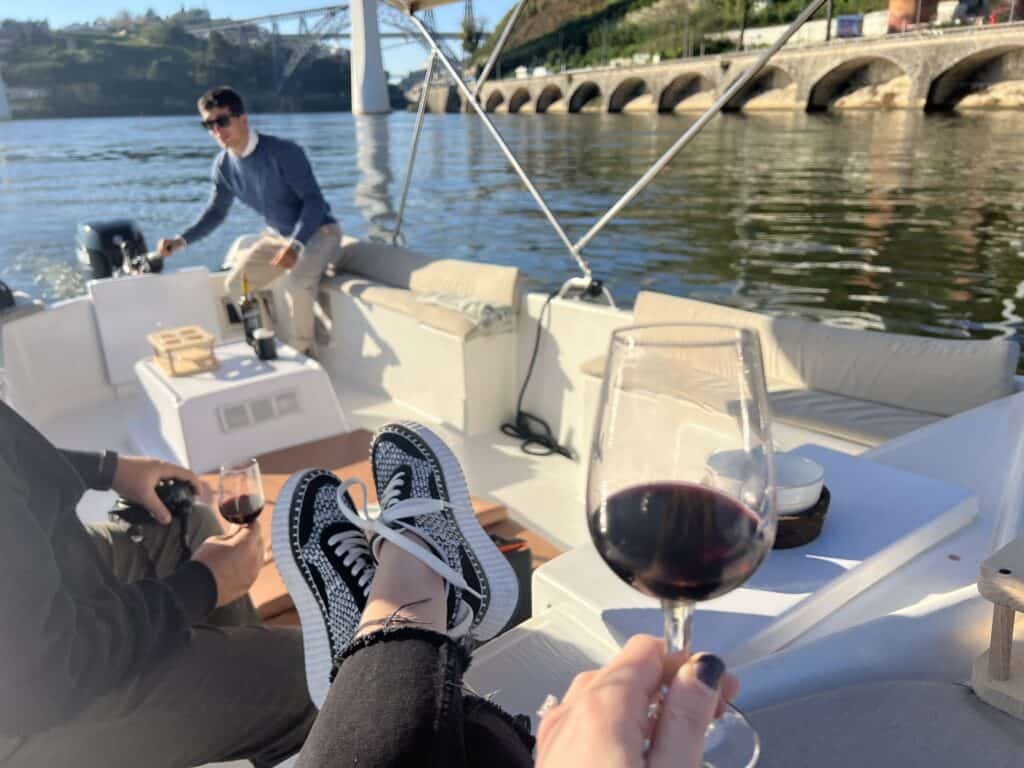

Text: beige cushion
xmin=634 ymin=291 xmax=1018 ymax=416
xmin=750 ymin=681 xmax=1024 ymax=768
xmin=335 ymin=275 xmax=478 ymax=341
xmin=339 ymin=238 xmax=520 ymax=308
xmin=768 ymin=388 xmax=941 ymax=447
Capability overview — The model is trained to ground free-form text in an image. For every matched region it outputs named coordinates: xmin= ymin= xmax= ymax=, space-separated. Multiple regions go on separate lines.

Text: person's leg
xmin=275 ymin=423 xmax=532 ymax=768
xmin=3 ymin=624 xmax=316 ymax=768
xmin=296 ymin=538 xmax=533 ymax=768
xmin=87 ymin=502 xmax=260 ymax=626
xmin=281 ymin=223 xmax=341 ymax=353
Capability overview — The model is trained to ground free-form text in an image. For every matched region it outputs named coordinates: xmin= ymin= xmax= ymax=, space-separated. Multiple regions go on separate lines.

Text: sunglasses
xmin=201 ymin=114 xmax=234 ymax=130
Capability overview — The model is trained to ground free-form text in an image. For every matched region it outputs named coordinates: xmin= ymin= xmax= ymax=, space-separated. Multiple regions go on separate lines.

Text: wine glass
xmin=587 ymin=324 xmax=776 ymax=768
xmin=218 ymin=458 xmax=265 ymax=526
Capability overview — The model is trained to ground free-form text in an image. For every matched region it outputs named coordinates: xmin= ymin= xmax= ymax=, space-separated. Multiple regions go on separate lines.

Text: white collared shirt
xmin=231 ymin=129 xmax=259 ymax=159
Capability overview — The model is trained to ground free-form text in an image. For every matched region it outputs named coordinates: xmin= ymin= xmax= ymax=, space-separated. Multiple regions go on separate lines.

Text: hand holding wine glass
xmin=218 ymin=458 xmax=270 ymax=561
xmin=587 ymin=324 xmax=776 ymax=768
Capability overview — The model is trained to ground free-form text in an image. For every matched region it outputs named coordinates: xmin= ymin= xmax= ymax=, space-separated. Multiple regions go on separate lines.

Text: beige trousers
xmin=224 ymin=223 xmax=342 ymax=353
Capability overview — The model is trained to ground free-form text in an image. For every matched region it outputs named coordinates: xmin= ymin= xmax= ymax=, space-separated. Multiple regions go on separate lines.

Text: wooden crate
xmin=147 ymin=325 xmax=218 ymax=377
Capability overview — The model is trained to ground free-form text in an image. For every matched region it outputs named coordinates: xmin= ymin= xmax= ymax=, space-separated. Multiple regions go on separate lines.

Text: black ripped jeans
xmin=296 ymin=628 xmax=535 ymax=768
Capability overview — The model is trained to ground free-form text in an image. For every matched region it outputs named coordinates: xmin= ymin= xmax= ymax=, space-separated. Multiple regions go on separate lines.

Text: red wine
xmin=589 ymin=482 xmax=769 ymax=602
xmin=220 ymin=495 xmax=264 ymax=525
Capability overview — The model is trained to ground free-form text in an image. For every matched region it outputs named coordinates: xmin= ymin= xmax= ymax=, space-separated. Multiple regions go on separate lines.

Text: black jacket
xmin=0 ymin=402 xmax=216 ymax=736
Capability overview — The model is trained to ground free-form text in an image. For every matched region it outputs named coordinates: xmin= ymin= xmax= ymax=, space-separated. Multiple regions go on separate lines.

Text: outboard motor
xmin=0 ymin=280 xmax=13 ymax=312
xmin=76 ymin=219 xmax=163 ymax=279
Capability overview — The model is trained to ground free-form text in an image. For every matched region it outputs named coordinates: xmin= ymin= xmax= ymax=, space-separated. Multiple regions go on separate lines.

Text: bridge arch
xmin=508 ymin=87 xmax=532 ymax=114
xmin=536 ymin=85 xmax=564 ymax=113
xmin=807 ymin=56 xmax=909 ymax=112
xmin=608 ymin=77 xmax=651 ymax=113
xmin=658 ymin=73 xmax=714 ymax=112
xmin=569 ymin=82 xmax=602 ymax=113
xmin=724 ymin=66 xmax=795 ymax=111
xmin=484 ymin=90 xmax=505 ymax=113
xmin=926 ymin=45 xmax=1024 ymax=111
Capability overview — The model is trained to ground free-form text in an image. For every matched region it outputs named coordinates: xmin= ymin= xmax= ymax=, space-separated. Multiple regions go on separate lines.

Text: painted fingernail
xmin=694 ymin=655 xmax=725 ymax=691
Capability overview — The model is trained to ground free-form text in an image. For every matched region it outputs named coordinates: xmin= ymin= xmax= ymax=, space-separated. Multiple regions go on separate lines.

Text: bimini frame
xmin=387 ymin=0 xmax=829 ymax=305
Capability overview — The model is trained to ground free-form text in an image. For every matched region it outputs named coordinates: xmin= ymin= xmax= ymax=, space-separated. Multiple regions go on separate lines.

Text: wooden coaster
xmin=773 ymin=486 xmax=830 ymax=549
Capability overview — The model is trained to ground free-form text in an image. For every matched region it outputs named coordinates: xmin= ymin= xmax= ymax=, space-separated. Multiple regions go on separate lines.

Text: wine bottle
xmin=239 ymin=274 xmax=262 ymax=347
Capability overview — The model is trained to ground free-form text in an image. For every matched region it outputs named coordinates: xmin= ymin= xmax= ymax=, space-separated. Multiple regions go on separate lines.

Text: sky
xmin=0 ymin=0 xmax=520 ymax=76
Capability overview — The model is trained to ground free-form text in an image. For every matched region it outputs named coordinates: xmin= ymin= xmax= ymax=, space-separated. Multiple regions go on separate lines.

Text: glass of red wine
xmin=218 ymin=458 xmax=265 ymax=527
xmin=587 ymin=324 xmax=776 ymax=768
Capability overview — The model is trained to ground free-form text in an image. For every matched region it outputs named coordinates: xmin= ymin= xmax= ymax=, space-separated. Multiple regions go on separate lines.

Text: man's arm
xmin=0 ymin=461 xmax=217 ymax=734
xmin=59 ymin=449 xmax=118 ymax=492
xmin=179 ymin=177 xmax=235 ymax=246
xmin=281 ymin=142 xmax=330 ymax=248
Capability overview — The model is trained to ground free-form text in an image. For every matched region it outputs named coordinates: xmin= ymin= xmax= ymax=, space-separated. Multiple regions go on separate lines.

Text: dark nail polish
xmin=695 ymin=655 xmax=725 ymax=690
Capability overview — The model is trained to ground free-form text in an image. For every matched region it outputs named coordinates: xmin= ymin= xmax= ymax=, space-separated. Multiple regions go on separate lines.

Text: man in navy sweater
xmin=158 ymin=86 xmax=342 ymax=355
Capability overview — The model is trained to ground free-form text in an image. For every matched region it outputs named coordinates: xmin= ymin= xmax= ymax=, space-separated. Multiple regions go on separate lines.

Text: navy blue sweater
xmin=181 ymin=133 xmax=335 ymax=246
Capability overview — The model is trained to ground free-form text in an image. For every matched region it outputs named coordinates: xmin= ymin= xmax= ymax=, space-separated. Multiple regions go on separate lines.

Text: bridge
xmin=477 ymin=23 xmax=1024 ymax=114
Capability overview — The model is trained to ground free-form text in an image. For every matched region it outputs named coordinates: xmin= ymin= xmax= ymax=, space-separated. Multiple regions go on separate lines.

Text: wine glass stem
xmin=663 ymin=599 xmax=694 ymax=655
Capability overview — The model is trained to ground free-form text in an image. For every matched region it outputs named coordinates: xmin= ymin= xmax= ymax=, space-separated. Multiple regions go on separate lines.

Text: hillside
xmin=476 ymin=0 xmax=890 ymax=73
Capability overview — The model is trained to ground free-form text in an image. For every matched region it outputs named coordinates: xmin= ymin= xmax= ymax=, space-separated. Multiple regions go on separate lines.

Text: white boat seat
xmin=88 ymin=268 xmax=223 ymax=392
xmin=749 ymin=681 xmax=1024 ymax=767
xmin=580 ymin=290 xmax=1018 ymax=448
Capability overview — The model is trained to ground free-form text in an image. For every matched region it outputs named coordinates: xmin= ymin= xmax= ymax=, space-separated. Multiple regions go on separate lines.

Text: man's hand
xmin=157 ymin=236 xmax=186 ymax=257
xmin=111 ymin=455 xmax=202 ymax=525
xmin=270 ymin=244 xmax=299 ymax=270
xmin=192 ymin=525 xmax=264 ymax=607
xmin=536 ymin=635 xmax=739 ymax=768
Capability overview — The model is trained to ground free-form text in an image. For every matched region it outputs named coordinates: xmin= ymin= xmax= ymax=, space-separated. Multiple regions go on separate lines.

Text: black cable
xmin=501 ymin=291 xmax=575 ymax=459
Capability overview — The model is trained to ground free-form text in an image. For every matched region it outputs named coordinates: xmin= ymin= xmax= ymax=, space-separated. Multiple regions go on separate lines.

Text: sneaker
xmin=272 ymin=469 xmax=375 ymax=709
xmin=367 ymin=421 xmax=518 ymax=642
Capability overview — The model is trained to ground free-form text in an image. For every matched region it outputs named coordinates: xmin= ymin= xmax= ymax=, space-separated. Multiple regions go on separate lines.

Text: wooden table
xmin=201 ymin=430 xmax=531 ymax=621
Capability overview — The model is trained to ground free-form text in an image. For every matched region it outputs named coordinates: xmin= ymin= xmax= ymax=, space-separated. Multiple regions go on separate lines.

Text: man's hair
xmin=197 ymin=86 xmax=246 ymax=116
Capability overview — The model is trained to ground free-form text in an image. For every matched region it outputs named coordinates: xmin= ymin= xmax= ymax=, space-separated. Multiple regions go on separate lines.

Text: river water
xmin=2 ymin=110 xmax=1023 ymax=360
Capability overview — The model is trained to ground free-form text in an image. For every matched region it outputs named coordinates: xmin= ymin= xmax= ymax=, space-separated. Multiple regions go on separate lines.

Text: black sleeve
xmin=59 ymin=449 xmax=118 ymax=491
xmin=0 ymin=460 xmax=217 ymax=734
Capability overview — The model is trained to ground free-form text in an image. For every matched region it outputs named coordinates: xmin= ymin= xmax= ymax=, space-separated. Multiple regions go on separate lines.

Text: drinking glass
xmin=587 ymin=324 xmax=776 ymax=768
xmin=218 ymin=458 xmax=265 ymax=526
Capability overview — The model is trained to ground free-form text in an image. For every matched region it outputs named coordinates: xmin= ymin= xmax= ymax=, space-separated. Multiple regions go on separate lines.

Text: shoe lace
xmin=335 ymin=476 xmax=482 ymax=599
xmin=325 ymin=528 xmax=374 ymax=596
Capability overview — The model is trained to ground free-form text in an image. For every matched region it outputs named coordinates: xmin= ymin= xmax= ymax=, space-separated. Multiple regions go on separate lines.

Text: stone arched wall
xmin=508 ymin=88 xmax=532 ymax=114
xmin=484 ymin=90 xmax=505 ymax=113
xmin=657 ymin=73 xmax=713 ymax=112
xmin=608 ymin=77 xmax=650 ymax=113
xmin=807 ymin=56 xmax=909 ymax=111
xmin=724 ymin=66 xmax=795 ymax=111
xmin=536 ymin=85 xmax=565 ymax=113
xmin=926 ymin=45 xmax=1024 ymax=111
xmin=569 ymin=82 xmax=603 ymax=113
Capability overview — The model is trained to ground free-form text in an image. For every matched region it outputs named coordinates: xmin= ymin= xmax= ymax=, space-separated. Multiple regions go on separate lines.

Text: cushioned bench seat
xmin=318 ymin=238 xmax=521 ymax=435
xmin=581 ymin=291 xmax=1018 ymax=449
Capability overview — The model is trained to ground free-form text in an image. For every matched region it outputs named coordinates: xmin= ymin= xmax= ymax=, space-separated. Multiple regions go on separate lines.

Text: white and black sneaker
xmin=272 ymin=469 xmax=375 ymax=710
xmin=365 ymin=421 xmax=518 ymax=642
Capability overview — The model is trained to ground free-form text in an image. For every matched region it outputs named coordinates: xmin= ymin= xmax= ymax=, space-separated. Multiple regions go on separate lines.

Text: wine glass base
xmin=703 ymin=706 xmax=760 ymax=768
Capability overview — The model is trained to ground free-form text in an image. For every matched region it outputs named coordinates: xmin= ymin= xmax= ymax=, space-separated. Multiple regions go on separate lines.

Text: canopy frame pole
xmin=572 ymin=0 xmax=829 ymax=256
xmin=406 ymin=11 xmax=591 ymax=277
xmin=473 ymin=0 xmax=529 ymax=99
xmin=393 ymin=51 xmax=437 ymax=244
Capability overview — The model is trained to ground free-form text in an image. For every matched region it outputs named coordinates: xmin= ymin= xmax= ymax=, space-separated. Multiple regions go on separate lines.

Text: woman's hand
xmin=536 ymin=635 xmax=739 ymax=768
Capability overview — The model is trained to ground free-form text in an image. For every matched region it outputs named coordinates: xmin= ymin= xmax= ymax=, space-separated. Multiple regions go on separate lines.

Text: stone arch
xmin=608 ymin=77 xmax=651 ymax=113
xmin=724 ymin=66 xmax=795 ymax=112
xmin=569 ymin=81 xmax=602 ymax=113
xmin=807 ymin=56 xmax=909 ymax=112
xmin=658 ymin=73 xmax=714 ymax=112
xmin=484 ymin=90 xmax=505 ymax=113
xmin=536 ymin=85 xmax=564 ymax=113
xmin=926 ymin=45 xmax=1024 ymax=111
xmin=508 ymin=87 xmax=532 ymax=114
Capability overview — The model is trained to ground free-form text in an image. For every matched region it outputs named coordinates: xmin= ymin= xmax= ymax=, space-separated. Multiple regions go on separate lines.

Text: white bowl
xmin=774 ymin=453 xmax=825 ymax=515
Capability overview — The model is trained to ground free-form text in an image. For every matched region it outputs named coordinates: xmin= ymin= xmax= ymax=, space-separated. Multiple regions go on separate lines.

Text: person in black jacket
xmin=0 ymin=402 xmax=315 ymax=767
